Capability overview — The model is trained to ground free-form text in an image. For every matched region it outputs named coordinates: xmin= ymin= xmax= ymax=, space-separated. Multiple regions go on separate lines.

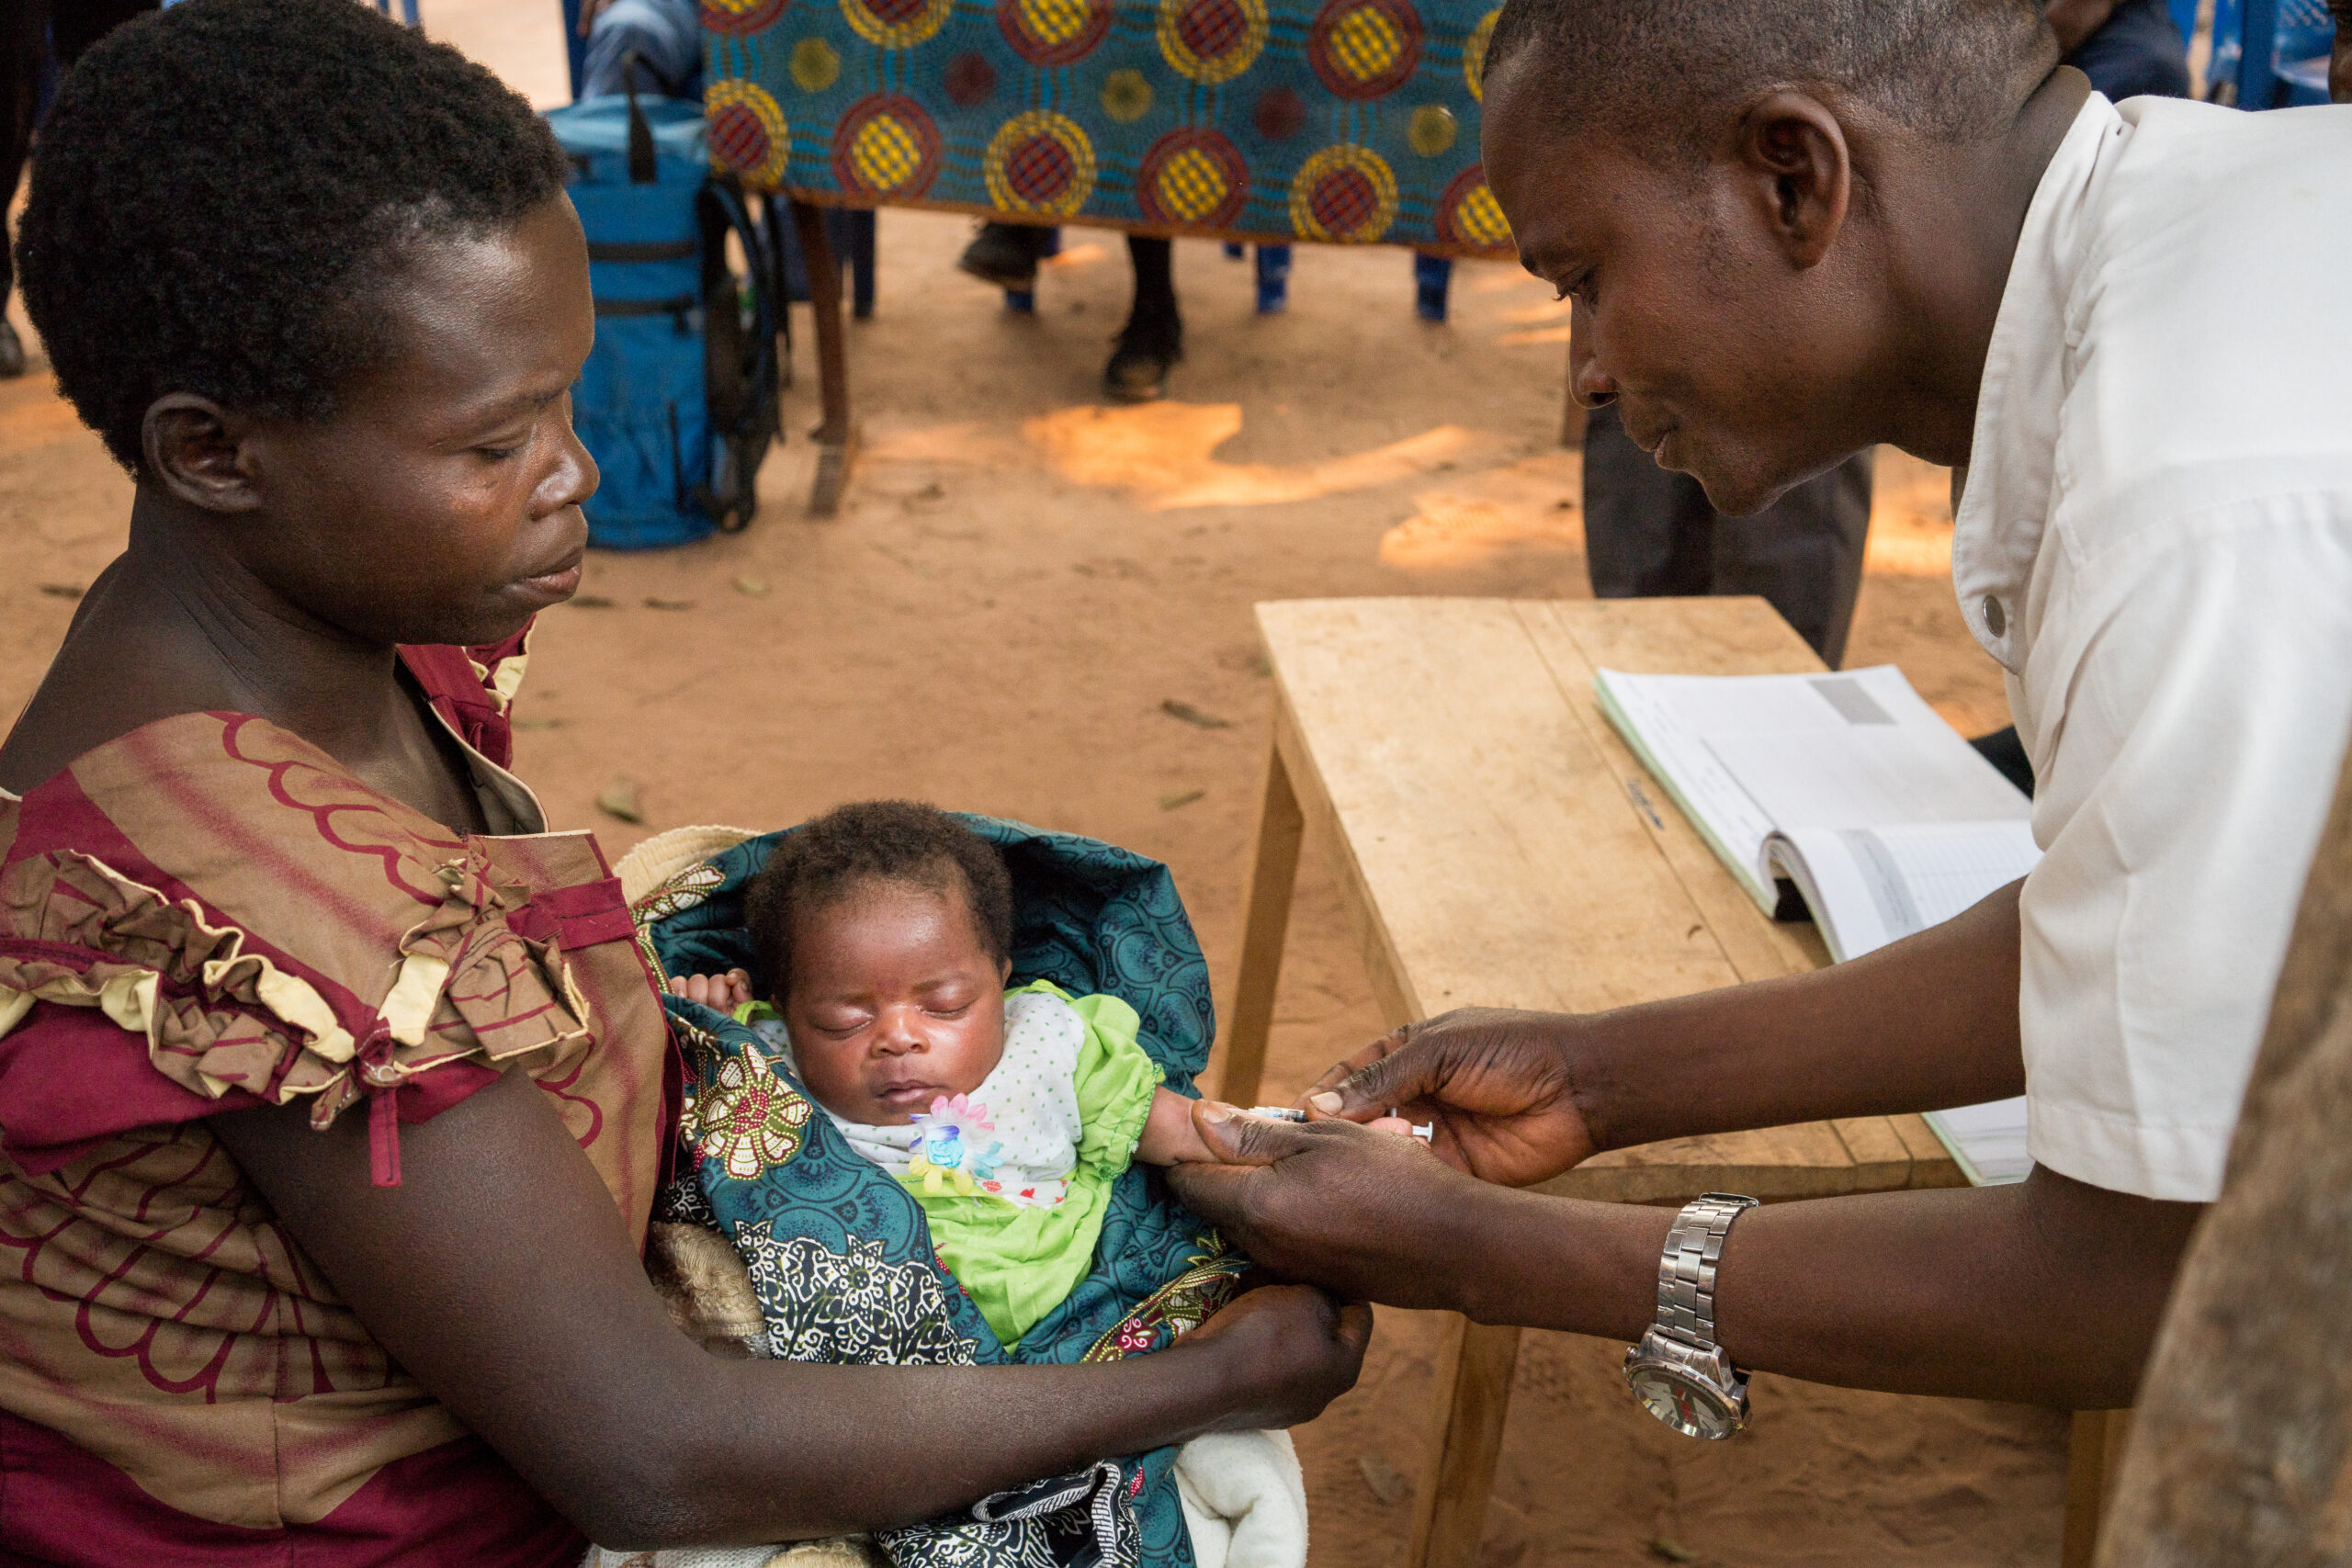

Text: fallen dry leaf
xmin=1158 ymin=788 xmax=1205 ymax=811
xmin=1160 ymin=700 xmax=1230 ymax=729
xmin=1357 ymin=1452 xmax=1410 ymax=1506
xmin=643 ymin=597 xmax=695 ymax=612
xmin=734 ymin=575 xmax=770 ymax=596
xmin=37 ymin=583 xmax=82 ymax=600
xmin=571 ymin=594 xmax=617 ymax=609
xmin=596 ymin=776 xmax=642 ymax=824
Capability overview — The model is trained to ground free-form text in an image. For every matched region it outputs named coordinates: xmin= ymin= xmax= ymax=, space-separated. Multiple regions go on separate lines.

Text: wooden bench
xmin=1208 ymin=595 xmax=2120 ymax=1568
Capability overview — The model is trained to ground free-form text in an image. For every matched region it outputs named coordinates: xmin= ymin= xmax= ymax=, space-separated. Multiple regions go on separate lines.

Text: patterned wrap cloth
xmin=639 ymin=821 xmax=1249 ymax=1568
xmin=0 ymin=632 xmax=676 ymax=1567
xmin=697 ymin=0 xmax=1516 ymax=256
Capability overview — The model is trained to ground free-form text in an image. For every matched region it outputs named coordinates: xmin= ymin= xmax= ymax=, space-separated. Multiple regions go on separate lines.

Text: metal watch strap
xmin=1653 ymin=1193 xmax=1758 ymax=1350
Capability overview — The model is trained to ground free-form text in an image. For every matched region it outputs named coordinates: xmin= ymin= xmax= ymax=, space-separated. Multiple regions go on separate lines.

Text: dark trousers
xmin=2064 ymin=0 xmax=2191 ymax=100
xmin=1582 ymin=401 xmax=1874 ymax=667
xmin=0 ymin=0 xmax=155 ymax=307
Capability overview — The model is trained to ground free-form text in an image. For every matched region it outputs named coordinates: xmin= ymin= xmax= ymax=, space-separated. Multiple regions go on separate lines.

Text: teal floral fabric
xmin=644 ymin=818 xmax=1246 ymax=1568
xmin=696 ymin=0 xmax=1515 ymax=256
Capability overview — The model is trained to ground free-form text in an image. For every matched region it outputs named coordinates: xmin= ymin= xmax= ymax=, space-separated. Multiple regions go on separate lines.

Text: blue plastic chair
xmin=2207 ymin=0 xmax=2335 ymax=106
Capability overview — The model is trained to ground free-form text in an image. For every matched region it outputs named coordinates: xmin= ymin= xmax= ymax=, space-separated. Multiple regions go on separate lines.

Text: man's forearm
xmin=1460 ymin=1163 xmax=2199 ymax=1407
xmin=1569 ymin=881 xmax=2026 ymax=1153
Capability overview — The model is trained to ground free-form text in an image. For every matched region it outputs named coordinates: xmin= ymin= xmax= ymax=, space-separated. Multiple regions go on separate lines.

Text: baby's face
xmin=782 ymin=881 xmax=1011 ymax=1126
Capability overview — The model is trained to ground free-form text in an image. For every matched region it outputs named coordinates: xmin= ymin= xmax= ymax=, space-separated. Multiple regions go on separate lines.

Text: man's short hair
xmin=745 ymin=801 xmax=1018 ymax=1003
xmin=17 ymin=0 xmax=571 ymax=471
xmin=1483 ymin=0 xmax=2054 ymax=164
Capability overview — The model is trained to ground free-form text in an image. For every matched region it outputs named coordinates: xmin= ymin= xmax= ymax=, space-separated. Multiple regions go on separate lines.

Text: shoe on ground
xmin=0 ymin=320 xmax=25 ymax=379
xmin=1103 ymin=314 xmax=1182 ymax=403
xmin=956 ymin=223 xmax=1053 ymax=291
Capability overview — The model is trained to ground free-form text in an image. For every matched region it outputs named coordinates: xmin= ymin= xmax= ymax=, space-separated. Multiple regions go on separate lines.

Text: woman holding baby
xmin=0 ymin=7 xmax=1363 ymax=1562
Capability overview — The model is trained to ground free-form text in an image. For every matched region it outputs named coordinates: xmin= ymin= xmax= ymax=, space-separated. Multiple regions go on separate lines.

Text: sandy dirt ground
xmin=0 ymin=7 xmax=2069 ymax=1564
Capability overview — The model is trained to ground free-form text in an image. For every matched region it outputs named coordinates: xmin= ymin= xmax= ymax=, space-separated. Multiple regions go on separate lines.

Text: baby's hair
xmin=745 ymin=801 xmax=1017 ymax=1003
xmin=17 ymin=0 xmax=571 ymax=472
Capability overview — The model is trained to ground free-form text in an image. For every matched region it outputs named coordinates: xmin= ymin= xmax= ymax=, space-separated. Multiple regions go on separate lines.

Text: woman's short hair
xmin=17 ymin=0 xmax=571 ymax=471
xmin=745 ymin=802 xmax=1019 ymax=1002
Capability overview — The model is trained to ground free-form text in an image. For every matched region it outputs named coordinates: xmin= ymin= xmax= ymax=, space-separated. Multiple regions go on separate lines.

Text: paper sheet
xmin=1596 ymin=667 xmax=2030 ymax=909
xmin=1597 ymin=665 xmax=2037 ymax=1186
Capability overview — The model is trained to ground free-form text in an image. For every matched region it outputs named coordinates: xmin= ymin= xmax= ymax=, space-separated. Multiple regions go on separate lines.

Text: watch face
xmin=1628 ymin=1363 xmax=1743 ymax=1440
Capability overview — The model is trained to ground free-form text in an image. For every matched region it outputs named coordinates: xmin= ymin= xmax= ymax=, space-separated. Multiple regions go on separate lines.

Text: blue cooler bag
xmin=546 ymin=89 xmax=777 ymax=549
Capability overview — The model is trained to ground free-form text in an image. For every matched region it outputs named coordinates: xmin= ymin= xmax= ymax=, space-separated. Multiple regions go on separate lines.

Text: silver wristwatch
xmin=1623 ymin=1192 xmax=1758 ymax=1439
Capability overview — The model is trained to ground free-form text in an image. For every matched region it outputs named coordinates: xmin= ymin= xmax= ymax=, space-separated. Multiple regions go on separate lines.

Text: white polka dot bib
xmin=821 ymin=988 xmax=1088 ymax=1207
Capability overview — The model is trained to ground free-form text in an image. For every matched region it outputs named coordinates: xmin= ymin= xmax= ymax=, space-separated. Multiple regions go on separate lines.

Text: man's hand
xmin=1300 ymin=1007 xmax=1598 ymax=1188
xmin=1168 ymin=1107 xmax=1504 ymax=1312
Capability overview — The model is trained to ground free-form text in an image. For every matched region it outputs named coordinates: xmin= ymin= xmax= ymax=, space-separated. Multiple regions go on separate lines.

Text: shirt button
xmin=1982 ymin=594 xmax=2007 ymax=637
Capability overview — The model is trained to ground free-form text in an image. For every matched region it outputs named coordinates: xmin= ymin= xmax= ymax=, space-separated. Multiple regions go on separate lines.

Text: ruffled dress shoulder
xmin=0 ymin=628 xmax=673 ymax=1565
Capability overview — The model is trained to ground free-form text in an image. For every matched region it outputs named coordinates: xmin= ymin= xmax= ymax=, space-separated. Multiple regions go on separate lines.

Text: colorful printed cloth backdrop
xmin=697 ymin=0 xmax=1516 ymax=256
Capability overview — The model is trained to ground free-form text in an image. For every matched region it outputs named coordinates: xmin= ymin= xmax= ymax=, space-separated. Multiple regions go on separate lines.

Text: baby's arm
xmin=665 ymin=968 xmax=754 ymax=1013
xmin=1136 ymin=1093 xmax=1428 ymax=1163
xmin=1136 ymin=1087 xmax=1214 ymax=1164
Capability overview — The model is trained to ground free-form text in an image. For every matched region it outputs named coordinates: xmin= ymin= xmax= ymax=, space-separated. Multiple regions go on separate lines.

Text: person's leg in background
xmin=959 ymin=228 xmax=1183 ymax=402
xmin=1580 ymin=400 xmax=1718 ymax=601
xmin=2048 ymin=0 xmax=2190 ymax=99
xmin=578 ymin=0 xmax=703 ymax=99
xmin=562 ymin=0 xmax=588 ymax=101
xmin=1708 ymin=448 xmax=1873 ymax=669
xmin=1105 ymin=233 xmax=1179 ymax=402
xmin=956 ymin=221 xmax=1057 ymax=291
xmin=1582 ymin=402 xmax=1874 ymax=667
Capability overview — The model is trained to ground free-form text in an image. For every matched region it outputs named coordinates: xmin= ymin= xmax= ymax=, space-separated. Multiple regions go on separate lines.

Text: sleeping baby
xmin=666 ymin=799 xmax=1216 ymax=1352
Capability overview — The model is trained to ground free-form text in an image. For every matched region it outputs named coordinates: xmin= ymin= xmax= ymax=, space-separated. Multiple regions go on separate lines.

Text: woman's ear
xmin=1735 ymin=91 xmax=1852 ymax=270
xmin=997 ymin=953 xmax=1013 ymax=986
xmin=141 ymin=393 xmax=264 ymax=513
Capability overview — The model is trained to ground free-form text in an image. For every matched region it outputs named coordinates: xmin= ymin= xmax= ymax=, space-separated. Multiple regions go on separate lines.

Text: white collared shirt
xmin=1954 ymin=92 xmax=2352 ymax=1201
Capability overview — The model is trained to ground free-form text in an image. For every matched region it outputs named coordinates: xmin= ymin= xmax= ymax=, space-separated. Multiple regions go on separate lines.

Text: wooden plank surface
xmin=1250 ymin=596 xmax=1969 ymax=1568
xmin=1257 ymin=597 xmax=1962 ymax=1200
xmin=1406 ymin=1319 xmax=1523 ymax=1568
xmin=1213 ymin=736 xmax=1306 ymax=1105
xmin=1261 ymin=598 xmax=1744 ymax=1021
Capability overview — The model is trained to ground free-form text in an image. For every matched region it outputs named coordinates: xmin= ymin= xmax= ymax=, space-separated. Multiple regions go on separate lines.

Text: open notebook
xmin=1595 ymin=665 xmax=2036 ymax=1185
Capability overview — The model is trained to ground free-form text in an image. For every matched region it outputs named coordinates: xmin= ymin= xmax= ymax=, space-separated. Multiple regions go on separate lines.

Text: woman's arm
xmin=211 ymin=1068 xmax=1369 ymax=1551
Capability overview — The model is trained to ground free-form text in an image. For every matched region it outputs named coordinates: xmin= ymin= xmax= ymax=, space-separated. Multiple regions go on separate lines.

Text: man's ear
xmin=141 ymin=393 xmax=264 ymax=513
xmin=1734 ymin=91 xmax=1852 ymax=269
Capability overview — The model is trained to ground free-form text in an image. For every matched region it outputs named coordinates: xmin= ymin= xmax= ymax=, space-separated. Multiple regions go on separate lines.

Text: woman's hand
xmin=1169 ymin=1282 xmax=1372 ymax=1430
xmin=1168 ymin=1109 xmax=1508 ymax=1314
xmin=1299 ymin=1007 xmax=1597 ymax=1188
